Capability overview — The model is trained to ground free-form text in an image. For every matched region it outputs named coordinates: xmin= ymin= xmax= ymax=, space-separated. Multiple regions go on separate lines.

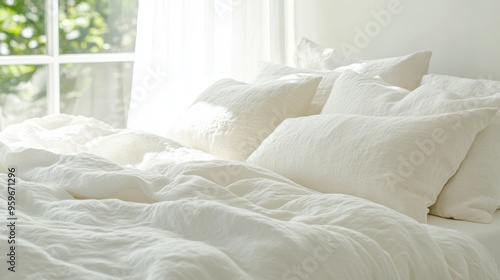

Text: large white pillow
xmin=246 ymin=110 xmax=497 ymax=223
xmin=321 ymin=70 xmax=500 ymax=223
xmin=294 ymin=37 xmax=357 ymax=70
xmin=167 ymin=76 xmax=322 ymax=161
xmin=257 ymin=50 xmax=431 ymax=115
xmin=421 ymin=74 xmax=500 ymax=212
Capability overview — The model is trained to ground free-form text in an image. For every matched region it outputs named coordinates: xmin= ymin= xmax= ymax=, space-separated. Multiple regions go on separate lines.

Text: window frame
xmin=0 ymin=0 xmax=136 ymax=115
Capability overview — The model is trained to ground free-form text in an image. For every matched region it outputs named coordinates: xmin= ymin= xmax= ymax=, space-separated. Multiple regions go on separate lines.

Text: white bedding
xmin=429 ymin=210 xmax=500 ymax=275
xmin=0 ymin=115 xmax=498 ymax=279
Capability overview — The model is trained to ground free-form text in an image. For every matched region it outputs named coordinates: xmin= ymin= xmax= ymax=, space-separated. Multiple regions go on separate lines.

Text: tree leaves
xmin=0 ymin=0 xmax=138 ymax=100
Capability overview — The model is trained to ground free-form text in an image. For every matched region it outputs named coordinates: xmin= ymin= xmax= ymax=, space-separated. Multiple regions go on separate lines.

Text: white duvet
xmin=0 ymin=115 xmax=498 ymax=280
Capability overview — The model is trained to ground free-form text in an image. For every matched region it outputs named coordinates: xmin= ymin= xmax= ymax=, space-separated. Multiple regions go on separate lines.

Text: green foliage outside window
xmin=0 ymin=0 xmax=137 ymax=100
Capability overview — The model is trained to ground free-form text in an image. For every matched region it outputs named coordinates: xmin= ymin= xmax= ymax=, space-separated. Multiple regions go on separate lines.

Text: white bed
xmin=429 ymin=210 xmax=500 ymax=274
xmin=2 ymin=31 xmax=500 ymax=279
xmin=0 ymin=115 xmax=498 ymax=279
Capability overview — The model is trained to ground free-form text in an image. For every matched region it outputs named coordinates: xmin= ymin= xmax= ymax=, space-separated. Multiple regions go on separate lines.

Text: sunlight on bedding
xmin=173 ymin=101 xmax=234 ymax=130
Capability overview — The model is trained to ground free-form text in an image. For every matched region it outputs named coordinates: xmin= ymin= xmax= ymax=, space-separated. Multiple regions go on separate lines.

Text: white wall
xmin=294 ymin=0 xmax=500 ymax=79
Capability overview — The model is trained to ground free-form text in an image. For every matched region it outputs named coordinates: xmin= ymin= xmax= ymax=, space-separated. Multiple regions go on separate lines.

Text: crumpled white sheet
xmin=0 ymin=114 xmax=498 ymax=280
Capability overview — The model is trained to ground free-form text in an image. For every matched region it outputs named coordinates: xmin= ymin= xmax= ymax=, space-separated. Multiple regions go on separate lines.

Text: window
xmin=0 ymin=0 xmax=138 ymax=129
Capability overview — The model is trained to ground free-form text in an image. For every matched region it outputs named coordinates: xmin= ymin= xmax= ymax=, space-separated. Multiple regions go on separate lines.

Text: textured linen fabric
xmin=167 ymin=76 xmax=321 ymax=161
xmin=0 ymin=114 xmax=498 ymax=279
xmin=321 ymin=71 xmax=500 ymax=223
xmin=420 ymin=74 xmax=500 ymax=219
xmin=247 ymin=109 xmax=497 ymax=223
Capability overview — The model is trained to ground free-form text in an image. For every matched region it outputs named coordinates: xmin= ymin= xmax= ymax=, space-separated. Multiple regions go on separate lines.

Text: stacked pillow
xmin=246 ymin=108 xmax=496 ymax=223
xmin=249 ymin=39 xmax=499 ymax=223
xmin=420 ymin=74 xmax=500 ymax=221
xmin=318 ymin=70 xmax=500 ymax=223
xmin=247 ymin=70 xmax=499 ymax=223
xmin=168 ymin=37 xmax=431 ymax=161
xmin=168 ymin=37 xmax=500 ymax=224
xmin=257 ymin=44 xmax=431 ymax=115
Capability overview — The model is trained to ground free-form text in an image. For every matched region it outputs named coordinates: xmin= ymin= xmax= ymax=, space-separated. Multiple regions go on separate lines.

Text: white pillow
xmin=322 ymin=70 xmax=500 ymax=223
xmin=422 ymin=74 xmax=500 ymax=98
xmin=295 ymin=37 xmax=432 ymax=88
xmin=167 ymin=76 xmax=322 ymax=161
xmin=256 ymin=50 xmax=431 ymax=115
xmin=421 ymin=74 xmax=500 ymax=213
xmin=295 ymin=37 xmax=357 ymax=70
xmin=246 ymin=110 xmax=497 ymax=223
xmin=255 ymin=63 xmax=339 ymax=115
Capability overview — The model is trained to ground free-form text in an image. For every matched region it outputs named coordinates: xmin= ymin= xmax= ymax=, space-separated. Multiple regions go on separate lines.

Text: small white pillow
xmin=167 ymin=76 xmax=322 ymax=161
xmin=247 ymin=110 xmax=497 ymax=223
xmin=422 ymin=74 xmax=500 ymax=98
xmin=295 ymin=37 xmax=357 ymax=70
xmin=257 ymin=50 xmax=431 ymax=115
xmin=322 ymin=70 xmax=500 ymax=223
xmin=255 ymin=63 xmax=340 ymax=115
xmin=295 ymin=37 xmax=432 ymax=88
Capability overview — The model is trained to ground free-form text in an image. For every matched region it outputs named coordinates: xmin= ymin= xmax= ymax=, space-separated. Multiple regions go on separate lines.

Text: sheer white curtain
xmin=127 ymin=0 xmax=295 ymax=135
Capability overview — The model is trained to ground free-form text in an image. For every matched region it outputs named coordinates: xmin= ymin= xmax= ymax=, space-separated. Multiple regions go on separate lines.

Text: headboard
xmin=294 ymin=0 xmax=500 ymax=80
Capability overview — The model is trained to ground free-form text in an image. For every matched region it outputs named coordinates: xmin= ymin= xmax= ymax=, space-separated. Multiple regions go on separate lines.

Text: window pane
xmin=60 ymin=62 xmax=133 ymax=128
xmin=0 ymin=64 xmax=47 ymax=129
xmin=59 ymin=0 xmax=138 ymax=54
xmin=0 ymin=0 xmax=46 ymax=55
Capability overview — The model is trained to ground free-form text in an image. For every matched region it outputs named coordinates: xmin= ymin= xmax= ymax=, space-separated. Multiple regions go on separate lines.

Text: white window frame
xmin=0 ymin=0 xmax=135 ymax=115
